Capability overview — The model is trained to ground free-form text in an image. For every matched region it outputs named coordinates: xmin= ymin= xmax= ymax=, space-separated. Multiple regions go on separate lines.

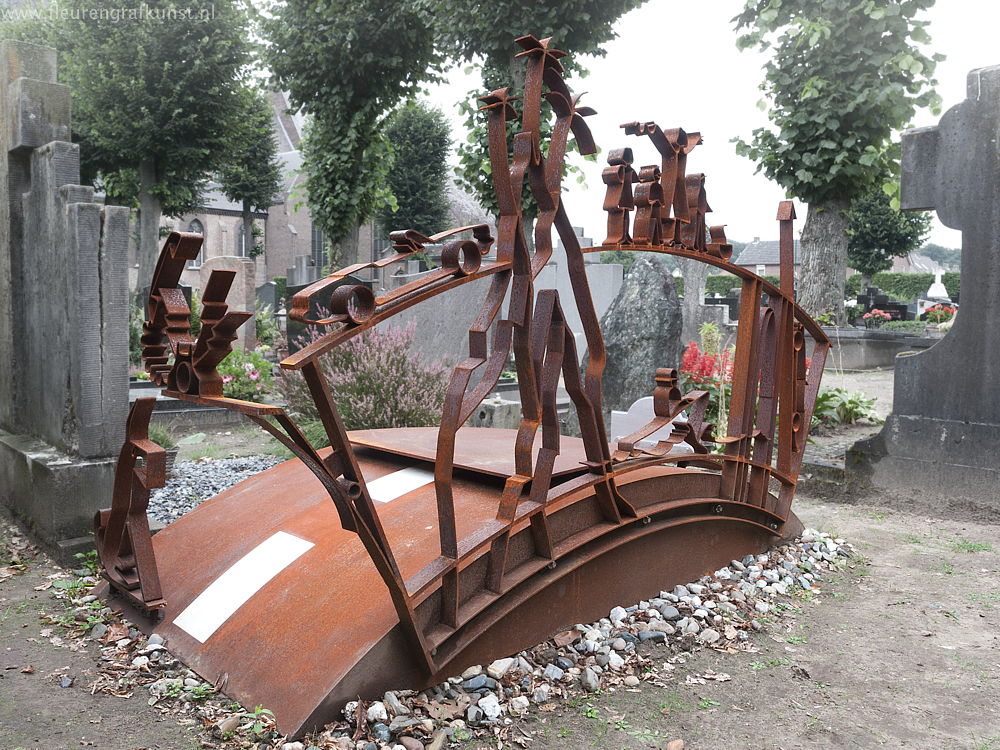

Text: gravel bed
xmin=149 ymin=456 xmax=283 ymax=523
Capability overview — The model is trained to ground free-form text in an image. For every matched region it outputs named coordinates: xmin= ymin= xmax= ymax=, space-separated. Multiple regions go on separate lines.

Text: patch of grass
xmin=627 ymin=726 xmax=662 ymax=743
xmin=941 ymin=562 xmax=956 ymax=576
xmin=969 ymin=592 xmax=1000 ymax=610
xmin=972 ymin=736 xmax=1000 ymax=750
xmin=950 ymin=539 xmax=994 ymax=553
xmin=188 ymin=445 xmax=235 ymax=460
xmin=658 ymin=693 xmax=691 ymax=713
xmin=901 ymin=533 xmax=924 ymax=544
xmin=73 ymin=549 xmax=99 ymax=575
xmin=697 ymin=698 xmax=721 ymax=710
xmin=786 ymin=635 xmax=809 ymax=644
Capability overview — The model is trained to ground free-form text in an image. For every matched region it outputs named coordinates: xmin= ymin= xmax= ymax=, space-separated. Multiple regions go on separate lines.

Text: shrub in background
xmin=128 ymin=304 xmax=144 ymax=365
xmin=218 ymin=347 xmax=274 ymax=401
xmin=255 ymin=300 xmax=279 ymax=348
xmin=811 ymin=387 xmax=881 ymax=429
xmin=279 ymin=322 xmax=449 ymax=438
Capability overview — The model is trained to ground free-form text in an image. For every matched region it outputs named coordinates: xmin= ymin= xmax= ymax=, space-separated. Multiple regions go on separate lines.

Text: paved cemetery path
xmin=504 ymin=494 xmax=1000 ymax=750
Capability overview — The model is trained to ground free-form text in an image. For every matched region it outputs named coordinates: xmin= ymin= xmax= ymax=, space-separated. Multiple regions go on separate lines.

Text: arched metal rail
xmin=94 ymin=33 xmax=828 ymax=737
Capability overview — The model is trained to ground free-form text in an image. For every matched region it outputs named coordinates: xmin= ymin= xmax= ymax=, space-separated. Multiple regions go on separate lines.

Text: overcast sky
xmin=423 ymin=0 xmax=996 ymax=250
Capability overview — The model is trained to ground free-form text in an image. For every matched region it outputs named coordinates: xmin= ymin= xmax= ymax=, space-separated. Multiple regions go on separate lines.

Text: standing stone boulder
xmin=596 ymin=256 xmax=682 ymax=412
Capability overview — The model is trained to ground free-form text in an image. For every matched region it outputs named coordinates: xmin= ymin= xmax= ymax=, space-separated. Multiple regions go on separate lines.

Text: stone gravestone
xmin=197 ymin=256 xmax=256 ymax=351
xmin=0 ymin=41 xmax=130 ymax=557
xmin=848 ymin=64 xmax=1000 ymax=511
xmin=594 ymin=256 xmax=682 ymax=413
xmin=256 ymin=279 xmax=278 ymax=311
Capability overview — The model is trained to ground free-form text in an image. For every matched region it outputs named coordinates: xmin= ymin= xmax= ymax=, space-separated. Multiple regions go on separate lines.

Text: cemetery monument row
xmin=92 ymin=36 xmax=830 ymax=736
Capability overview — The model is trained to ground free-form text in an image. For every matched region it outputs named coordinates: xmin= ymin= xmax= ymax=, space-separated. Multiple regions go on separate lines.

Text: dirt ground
xmin=488 ymin=496 xmax=1000 ymax=750
xmin=3 ymin=491 xmax=998 ymax=750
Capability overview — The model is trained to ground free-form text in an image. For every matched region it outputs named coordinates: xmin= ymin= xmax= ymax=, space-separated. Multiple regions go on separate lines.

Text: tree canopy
xmin=219 ymin=87 xmax=283 ymax=260
xmin=219 ymin=87 xmax=283 ymax=217
xmin=1 ymin=0 xmax=254 ymax=288
xmin=445 ymin=0 xmax=645 ymax=219
xmin=919 ymin=242 xmax=961 ymax=270
xmin=260 ymin=0 xmax=647 ymax=259
xmin=376 ymin=102 xmax=451 ymax=237
xmin=847 ymin=188 xmax=931 ymax=280
xmin=260 ymin=0 xmax=439 ymax=266
xmin=733 ymin=0 xmax=942 ymax=321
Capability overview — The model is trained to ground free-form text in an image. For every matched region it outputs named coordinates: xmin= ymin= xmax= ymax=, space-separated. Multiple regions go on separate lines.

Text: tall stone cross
xmin=849 ymin=65 xmax=1000 ymax=508
xmin=895 ymin=64 xmax=1000 ymax=425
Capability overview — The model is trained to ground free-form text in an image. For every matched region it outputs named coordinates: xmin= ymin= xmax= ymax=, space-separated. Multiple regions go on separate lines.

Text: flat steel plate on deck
xmin=349 ymin=426 xmax=592 ymax=479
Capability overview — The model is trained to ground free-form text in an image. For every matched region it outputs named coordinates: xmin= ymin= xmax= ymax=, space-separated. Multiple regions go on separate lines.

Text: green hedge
xmin=943 ymin=271 xmax=960 ymax=300
xmin=845 ymin=271 xmax=961 ymax=302
xmin=272 ymin=275 xmax=288 ymax=304
xmin=705 ymin=274 xmax=739 ymax=295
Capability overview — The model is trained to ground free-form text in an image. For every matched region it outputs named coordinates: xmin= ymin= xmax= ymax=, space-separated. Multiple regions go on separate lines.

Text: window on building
xmin=187 ymin=219 xmax=204 ymax=268
xmin=236 ymin=221 xmax=247 ymax=257
xmin=311 ymin=223 xmax=326 ymax=267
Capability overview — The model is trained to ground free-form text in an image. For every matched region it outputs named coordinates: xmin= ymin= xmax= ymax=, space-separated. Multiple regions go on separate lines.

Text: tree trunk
xmin=677 ymin=256 xmax=710 ymax=345
xmin=137 ymin=160 xmax=162 ymax=304
xmin=797 ymin=197 xmax=851 ymax=325
xmin=330 ymin=222 xmax=360 ymax=270
xmin=242 ymin=201 xmax=254 ymax=259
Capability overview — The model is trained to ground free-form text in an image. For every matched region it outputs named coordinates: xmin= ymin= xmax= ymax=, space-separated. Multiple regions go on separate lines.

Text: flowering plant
xmin=279 ymin=321 xmax=449 ymax=432
xmin=217 ymin=347 xmax=274 ymax=401
xmin=925 ymin=303 xmax=956 ymax=324
xmin=861 ymin=308 xmax=892 ymax=328
xmin=680 ymin=322 xmax=734 ymax=430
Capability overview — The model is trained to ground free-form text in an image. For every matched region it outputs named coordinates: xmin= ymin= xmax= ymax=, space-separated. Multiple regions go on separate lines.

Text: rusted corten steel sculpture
xmin=95 ymin=35 xmax=829 ymax=736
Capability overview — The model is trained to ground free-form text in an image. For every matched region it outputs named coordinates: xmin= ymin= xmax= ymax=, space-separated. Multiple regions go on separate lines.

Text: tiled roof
xmin=733 ymin=239 xmax=801 ymax=266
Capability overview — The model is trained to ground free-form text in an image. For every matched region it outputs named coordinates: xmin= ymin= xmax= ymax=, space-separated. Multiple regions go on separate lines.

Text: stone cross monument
xmin=0 ymin=41 xmax=130 ymax=557
xmin=849 ymin=64 xmax=1000 ymax=510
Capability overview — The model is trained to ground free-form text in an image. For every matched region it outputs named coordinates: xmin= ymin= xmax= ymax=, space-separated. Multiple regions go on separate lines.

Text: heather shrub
xmin=279 ymin=322 xmax=449 ymax=436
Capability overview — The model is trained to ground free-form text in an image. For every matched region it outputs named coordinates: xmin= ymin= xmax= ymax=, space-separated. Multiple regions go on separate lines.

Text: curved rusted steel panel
xmin=96 ymin=33 xmax=828 ymax=737
xmin=118 ymin=443 xmax=796 ymax=736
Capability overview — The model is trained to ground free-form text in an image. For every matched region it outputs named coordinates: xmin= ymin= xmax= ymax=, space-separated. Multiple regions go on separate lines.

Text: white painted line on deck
xmin=173 ymin=531 xmax=314 ymax=643
xmin=366 ymin=466 xmax=435 ymax=503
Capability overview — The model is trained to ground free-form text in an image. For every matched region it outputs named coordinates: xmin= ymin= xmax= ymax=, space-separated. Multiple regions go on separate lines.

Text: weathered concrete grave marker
xmin=0 ymin=41 xmax=131 ymax=557
xmin=849 ymin=64 xmax=1000 ymax=509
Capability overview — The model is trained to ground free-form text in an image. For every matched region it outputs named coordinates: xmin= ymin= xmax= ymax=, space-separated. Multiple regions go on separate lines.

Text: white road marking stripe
xmin=173 ymin=531 xmax=314 ymax=643
xmin=366 ymin=466 xmax=434 ymax=503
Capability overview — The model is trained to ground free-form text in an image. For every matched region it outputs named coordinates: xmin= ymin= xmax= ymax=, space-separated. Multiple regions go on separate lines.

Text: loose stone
xmin=367 ymin=701 xmax=388 ymax=724
xmin=478 ymin=694 xmax=502 ymax=721
xmin=384 ymin=691 xmax=410 ymax=717
xmin=542 ymin=663 xmax=565 ymax=681
xmin=698 ymin=628 xmax=721 ymax=644
xmin=659 ymin=604 xmax=681 ymax=620
xmin=487 ymin=657 xmax=515 ymax=679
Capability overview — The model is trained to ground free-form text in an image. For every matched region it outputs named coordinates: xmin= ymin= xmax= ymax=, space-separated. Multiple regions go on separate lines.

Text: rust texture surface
xmin=94 ymin=34 xmax=830 ymax=736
